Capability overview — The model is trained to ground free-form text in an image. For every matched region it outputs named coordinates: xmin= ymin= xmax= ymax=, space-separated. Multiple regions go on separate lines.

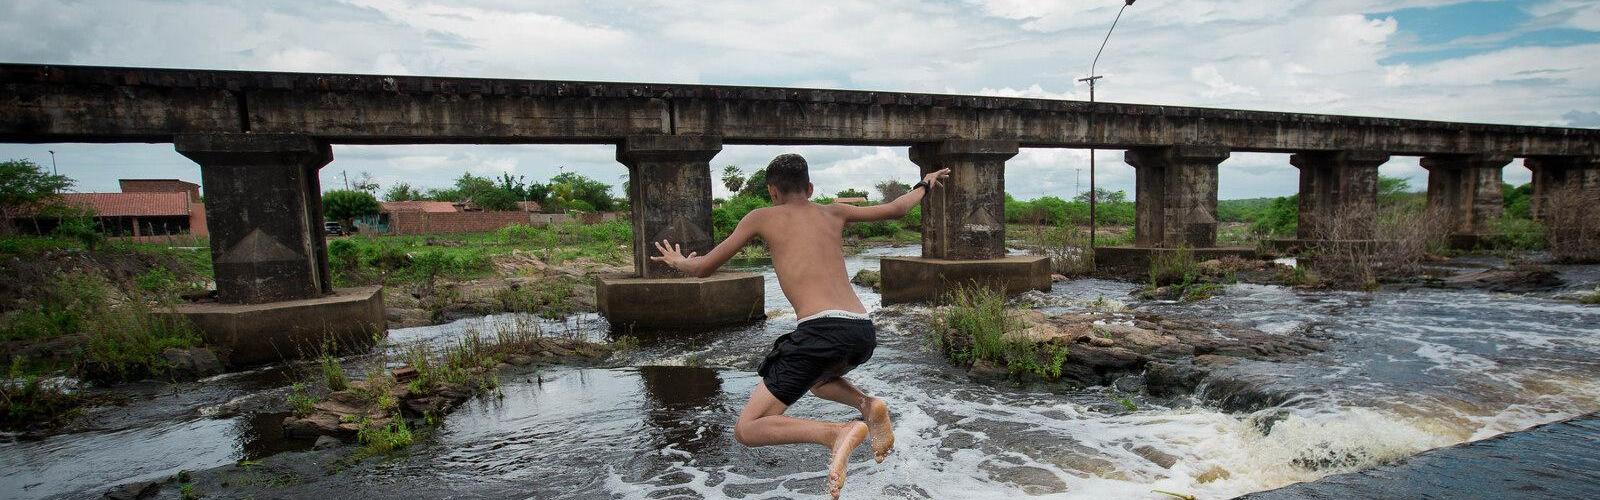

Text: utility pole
xmin=48 ymin=150 xmax=59 ymax=193
xmin=1079 ymin=0 xmax=1135 ymax=250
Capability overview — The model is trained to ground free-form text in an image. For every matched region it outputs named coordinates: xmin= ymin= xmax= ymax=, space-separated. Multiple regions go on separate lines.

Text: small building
xmin=10 ymin=179 xmax=208 ymax=238
xmin=833 ymin=197 xmax=869 ymax=205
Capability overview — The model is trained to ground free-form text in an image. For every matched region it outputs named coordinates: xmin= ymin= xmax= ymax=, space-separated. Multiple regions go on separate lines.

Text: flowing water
xmin=4 ymin=246 xmax=1599 ymax=499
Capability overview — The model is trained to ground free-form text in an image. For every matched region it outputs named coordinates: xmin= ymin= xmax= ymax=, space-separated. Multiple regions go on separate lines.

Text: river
xmin=3 ymin=245 xmax=1598 ymax=499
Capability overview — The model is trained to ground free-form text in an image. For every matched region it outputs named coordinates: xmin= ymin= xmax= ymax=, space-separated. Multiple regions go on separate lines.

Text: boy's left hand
xmin=650 ymin=239 xmax=698 ymax=270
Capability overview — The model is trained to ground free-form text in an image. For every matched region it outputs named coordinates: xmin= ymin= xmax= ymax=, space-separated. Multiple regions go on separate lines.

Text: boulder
xmin=313 ymin=435 xmax=342 ymax=450
xmin=851 ymin=269 xmax=882 ymax=291
xmin=159 ymin=347 xmax=225 ymax=379
xmin=103 ymin=480 xmax=158 ymax=500
xmin=1439 ymin=266 xmax=1562 ymax=292
xmin=1133 ymin=445 xmax=1179 ymax=469
xmin=282 ymin=413 xmax=348 ymax=439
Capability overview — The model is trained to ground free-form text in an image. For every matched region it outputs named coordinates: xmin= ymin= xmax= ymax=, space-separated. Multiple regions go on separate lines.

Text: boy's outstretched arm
xmin=650 ymin=209 xmax=763 ymax=278
xmin=829 ymin=168 xmax=951 ymax=222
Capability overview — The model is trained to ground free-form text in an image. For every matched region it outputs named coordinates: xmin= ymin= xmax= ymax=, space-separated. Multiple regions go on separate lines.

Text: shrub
xmin=712 ymin=195 xmax=769 ymax=239
xmin=928 ymin=285 xmax=1068 ymax=380
xmin=844 ymin=220 xmax=901 ymax=239
xmin=1147 ymin=246 xmax=1198 ymax=287
xmin=1543 ymin=185 xmax=1600 ymax=263
xmin=287 ymin=382 xmax=316 ymax=417
xmin=2 ymin=357 xmax=83 ymax=430
xmin=356 ymin=418 xmax=414 ymax=454
xmin=1486 ymin=216 xmax=1545 ymax=251
xmin=321 ymin=351 xmax=349 ymax=392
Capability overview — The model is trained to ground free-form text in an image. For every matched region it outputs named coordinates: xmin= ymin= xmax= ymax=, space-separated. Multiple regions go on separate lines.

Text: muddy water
xmin=3 ymin=246 xmax=1599 ymax=499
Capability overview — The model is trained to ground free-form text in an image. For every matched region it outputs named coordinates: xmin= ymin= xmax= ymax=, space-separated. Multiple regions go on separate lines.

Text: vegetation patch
xmin=926 ymin=285 xmax=1069 ymax=380
xmin=1 ymin=357 xmax=83 ymax=431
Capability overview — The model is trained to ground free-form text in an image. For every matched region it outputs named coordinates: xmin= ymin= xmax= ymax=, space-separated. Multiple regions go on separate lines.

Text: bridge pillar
xmin=1265 ymin=151 xmax=1391 ymax=255
xmin=881 ymin=140 xmax=1049 ymax=304
xmin=596 ymin=135 xmax=764 ymax=330
xmin=1422 ymin=154 xmax=1509 ymax=248
xmin=171 ymin=134 xmax=383 ymax=367
xmin=1096 ymin=146 xmax=1253 ymax=272
xmin=1524 ymin=156 xmax=1600 ymax=220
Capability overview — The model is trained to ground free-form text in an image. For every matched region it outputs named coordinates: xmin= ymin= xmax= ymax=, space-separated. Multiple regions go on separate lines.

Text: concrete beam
xmin=3 ymin=65 xmax=1597 ymax=158
xmin=909 ymin=140 xmax=1017 ymax=259
xmin=1291 ymin=151 xmax=1389 ymax=240
xmin=617 ymin=135 xmax=721 ymax=278
xmin=176 ymin=134 xmax=332 ymax=303
xmin=1422 ymin=154 xmax=1510 ymax=247
xmin=1127 ymin=146 xmax=1230 ymax=248
xmin=1525 ymin=156 xmax=1600 ymax=220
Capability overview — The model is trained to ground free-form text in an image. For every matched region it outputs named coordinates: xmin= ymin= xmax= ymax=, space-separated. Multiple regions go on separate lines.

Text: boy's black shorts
xmin=757 ymin=317 xmax=876 ymax=406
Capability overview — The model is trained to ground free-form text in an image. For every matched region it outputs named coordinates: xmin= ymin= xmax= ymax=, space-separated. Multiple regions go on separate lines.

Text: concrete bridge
xmin=4 ymin=64 xmax=1598 ymax=354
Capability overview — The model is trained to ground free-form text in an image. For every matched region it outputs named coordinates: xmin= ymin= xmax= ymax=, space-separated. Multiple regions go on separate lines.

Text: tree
xmin=473 ymin=188 xmax=519 ymax=211
xmin=875 ymin=179 xmax=911 ymax=202
xmin=322 ymin=189 xmax=381 ymax=230
xmin=0 ymin=159 xmax=73 ymax=234
xmin=548 ymin=172 xmax=615 ymax=212
xmin=497 ymin=173 xmax=530 ymax=200
xmin=384 ymin=183 xmax=422 ymax=201
xmin=836 ymin=188 xmax=869 ymax=199
xmin=351 ymin=171 xmax=380 ymax=194
xmin=1073 ymin=188 xmax=1127 ymax=205
xmin=721 ymin=165 xmax=746 ymax=193
xmin=739 ymin=168 xmax=770 ymax=201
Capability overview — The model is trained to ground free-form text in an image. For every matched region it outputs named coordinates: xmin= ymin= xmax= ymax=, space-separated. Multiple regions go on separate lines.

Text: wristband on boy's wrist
xmin=912 ymin=180 xmax=930 ymax=191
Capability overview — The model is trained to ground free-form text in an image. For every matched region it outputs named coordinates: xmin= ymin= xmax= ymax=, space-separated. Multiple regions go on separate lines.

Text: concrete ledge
xmin=1094 ymin=246 xmax=1257 ymax=273
xmin=879 ymin=256 xmax=1051 ymax=305
xmin=597 ymin=272 xmax=766 ymax=330
xmin=166 ymin=286 xmax=386 ymax=368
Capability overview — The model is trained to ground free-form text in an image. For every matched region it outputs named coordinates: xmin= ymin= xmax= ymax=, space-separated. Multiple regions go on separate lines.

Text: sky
xmin=2 ymin=0 xmax=1598 ymax=201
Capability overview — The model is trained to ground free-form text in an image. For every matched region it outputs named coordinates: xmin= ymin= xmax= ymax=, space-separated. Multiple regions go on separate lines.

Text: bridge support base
xmin=1093 ymin=246 xmax=1257 ymax=274
xmin=879 ymin=256 xmax=1050 ymax=305
xmin=597 ymin=272 xmax=766 ymax=330
xmin=165 ymin=286 xmax=385 ymax=368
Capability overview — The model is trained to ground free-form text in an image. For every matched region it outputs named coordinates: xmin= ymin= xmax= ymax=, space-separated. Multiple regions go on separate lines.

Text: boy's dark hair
xmin=765 ymin=154 xmax=810 ymax=194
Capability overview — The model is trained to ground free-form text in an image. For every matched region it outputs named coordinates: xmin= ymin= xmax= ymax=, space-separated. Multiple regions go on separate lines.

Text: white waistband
xmin=797 ymin=309 xmax=871 ymax=323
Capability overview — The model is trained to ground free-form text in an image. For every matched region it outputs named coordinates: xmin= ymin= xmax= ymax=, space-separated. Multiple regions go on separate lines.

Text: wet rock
xmin=313 ymin=435 xmax=341 ymax=450
xmin=1133 ymin=445 xmax=1179 ymax=469
xmin=851 ymin=269 xmax=882 ymax=291
xmin=1196 ymin=465 xmax=1232 ymax=483
xmin=159 ymin=347 xmax=224 ymax=379
xmin=967 ymin=359 xmax=1009 ymax=379
xmin=1438 ymin=266 xmax=1562 ymax=292
xmin=391 ymin=366 xmax=418 ymax=383
xmin=104 ymin=480 xmax=158 ymax=500
xmin=1197 ymin=259 xmax=1225 ymax=275
xmin=505 ymin=354 xmax=536 ymax=366
xmin=1051 ymin=273 xmax=1068 ymax=282
xmin=282 ymin=413 xmax=348 ymax=439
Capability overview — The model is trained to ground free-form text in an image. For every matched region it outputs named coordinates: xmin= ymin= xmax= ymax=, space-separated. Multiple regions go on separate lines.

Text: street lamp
xmin=1079 ymin=0 xmax=1135 ymax=250
xmin=48 ymin=150 xmax=58 ymax=193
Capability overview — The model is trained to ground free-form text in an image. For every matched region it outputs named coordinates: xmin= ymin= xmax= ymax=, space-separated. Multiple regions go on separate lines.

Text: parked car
xmin=324 ymin=221 xmax=345 ymax=236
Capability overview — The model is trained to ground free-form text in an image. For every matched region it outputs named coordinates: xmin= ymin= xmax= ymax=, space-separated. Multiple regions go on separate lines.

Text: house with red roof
xmin=9 ymin=179 xmax=208 ymax=239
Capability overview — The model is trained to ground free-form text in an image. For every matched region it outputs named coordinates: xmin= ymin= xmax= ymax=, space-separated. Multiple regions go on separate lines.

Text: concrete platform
xmin=879 ymin=255 xmax=1051 ymax=304
xmin=1094 ymin=246 xmax=1257 ymax=273
xmin=1243 ymin=412 xmax=1600 ymax=499
xmin=596 ymin=272 xmax=766 ymax=330
xmin=167 ymin=286 xmax=386 ymax=368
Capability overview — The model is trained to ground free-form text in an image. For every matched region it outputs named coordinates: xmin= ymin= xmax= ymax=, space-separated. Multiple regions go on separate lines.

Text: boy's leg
xmin=810 ymin=377 xmax=895 ymax=462
xmin=736 ymin=381 xmax=867 ymax=499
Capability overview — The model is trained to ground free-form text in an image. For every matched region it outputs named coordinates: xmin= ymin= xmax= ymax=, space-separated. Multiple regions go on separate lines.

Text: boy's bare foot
xmin=827 ymin=421 xmax=869 ymax=499
xmin=862 ymin=398 xmax=894 ymax=463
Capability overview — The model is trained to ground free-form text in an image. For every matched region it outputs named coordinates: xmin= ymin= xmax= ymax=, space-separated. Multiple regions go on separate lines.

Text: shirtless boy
xmin=650 ymin=153 xmax=951 ymax=498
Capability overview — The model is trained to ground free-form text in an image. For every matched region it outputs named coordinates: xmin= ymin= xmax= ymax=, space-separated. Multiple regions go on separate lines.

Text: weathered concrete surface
xmin=1093 ymin=246 xmax=1257 ymax=274
xmin=909 ymin=140 xmax=1017 ymax=259
xmin=1423 ymin=154 xmax=1509 ymax=248
xmin=596 ymin=272 xmax=765 ymax=329
xmin=1525 ymin=155 xmax=1600 ymax=220
xmin=879 ymin=256 xmax=1050 ymax=304
xmin=4 ymin=65 xmax=1598 ymax=157
xmin=175 ymin=134 xmax=333 ymax=303
xmin=1127 ymin=146 xmax=1229 ymax=248
xmin=167 ymin=286 xmax=385 ymax=367
xmin=1242 ymin=412 xmax=1600 ymax=500
xmin=617 ymin=135 xmax=720 ymax=278
xmin=1292 ymin=151 xmax=1386 ymax=240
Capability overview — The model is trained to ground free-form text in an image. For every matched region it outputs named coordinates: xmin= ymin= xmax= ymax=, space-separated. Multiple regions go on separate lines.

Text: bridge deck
xmin=1243 ymin=412 xmax=1600 ymax=499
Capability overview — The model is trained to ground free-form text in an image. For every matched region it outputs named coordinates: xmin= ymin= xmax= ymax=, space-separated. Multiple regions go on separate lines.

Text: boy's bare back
xmin=744 ymin=203 xmax=865 ymax=319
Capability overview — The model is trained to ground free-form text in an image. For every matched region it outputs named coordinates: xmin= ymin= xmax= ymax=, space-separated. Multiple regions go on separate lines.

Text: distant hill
xmin=1218 ymin=197 xmax=1278 ymax=223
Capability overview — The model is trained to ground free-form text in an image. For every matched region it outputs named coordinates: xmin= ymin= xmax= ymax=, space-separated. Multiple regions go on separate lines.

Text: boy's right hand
xmin=923 ymin=168 xmax=951 ymax=189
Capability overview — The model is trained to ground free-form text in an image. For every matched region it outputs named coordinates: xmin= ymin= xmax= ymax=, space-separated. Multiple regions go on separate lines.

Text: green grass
xmin=928 ymin=285 xmax=1069 ymax=380
xmin=328 ymin=219 xmax=632 ymax=286
xmin=356 ymin=418 xmax=414 ymax=455
xmin=286 ymin=382 xmax=316 ymax=417
xmin=2 ymin=357 xmax=83 ymax=430
xmin=320 ymin=351 xmax=349 ymax=392
xmin=1147 ymin=246 xmax=1198 ymax=287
